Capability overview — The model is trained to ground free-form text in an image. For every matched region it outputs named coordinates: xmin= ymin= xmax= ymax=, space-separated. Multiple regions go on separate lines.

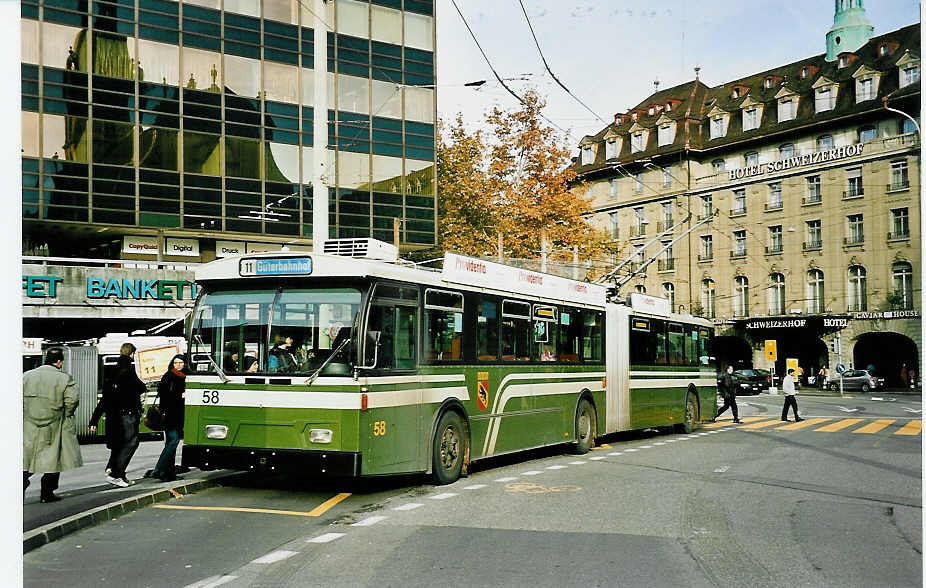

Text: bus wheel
xmin=572 ymin=398 xmax=597 ymax=454
xmin=432 ymin=411 xmax=465 ymax=485
xmin=676 ymin=393 xmax=699 ymax=434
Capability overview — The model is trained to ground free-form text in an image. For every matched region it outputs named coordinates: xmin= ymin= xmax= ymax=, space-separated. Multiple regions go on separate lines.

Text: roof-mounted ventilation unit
xmin=323 ymin=238 xmax=398 ymax=261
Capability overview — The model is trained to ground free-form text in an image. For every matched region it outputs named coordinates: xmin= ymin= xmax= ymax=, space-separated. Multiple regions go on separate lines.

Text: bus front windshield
xmin=190 ymin=288 xmax=363 ymax=376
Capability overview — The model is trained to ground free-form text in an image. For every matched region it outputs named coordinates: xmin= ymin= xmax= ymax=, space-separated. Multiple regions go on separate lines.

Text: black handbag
xmin=143 ymin=393 xmax=163 ymax=431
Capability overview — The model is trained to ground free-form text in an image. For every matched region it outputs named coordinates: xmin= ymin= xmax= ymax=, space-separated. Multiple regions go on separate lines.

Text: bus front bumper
xmin=182 ymin=445 xmax=362 ymax=477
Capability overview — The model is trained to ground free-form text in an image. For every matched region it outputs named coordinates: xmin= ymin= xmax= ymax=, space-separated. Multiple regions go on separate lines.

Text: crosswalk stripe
xmin=776 ymin=417 xmax=830 ymax=430
xmin=815 ymin=418 xmax=863 ymax=432
xmin=739 ymin=419 xmax=784 ymax=430
xmin=894 ymin=420 xmax=922 ymax=436
xmin=852 ymin=419 xmax=895 ymax=434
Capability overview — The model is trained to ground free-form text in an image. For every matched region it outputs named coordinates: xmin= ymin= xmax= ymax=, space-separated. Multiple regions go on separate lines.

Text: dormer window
xmin=764 ymin=78 xmax=773 ymax=89
xmin=581 ymin=144 xmax=594 ymax=165
xmin=657 ymin=122 xmax=675 ymax=146
xmin=605 ymin=137 xmax=619 ymax=160
xmin=813 ymin=77 xmax=838 ymax=113
xmin=743 ymin=107 xmax=759 ymax=131
xmin=631 ymin=131 xmax=646 ymax=153
xmin=648 ymin=107 xmax=655 ymax=116
xmin=710 ymin=115 xmax=727 ymax=139
xmin=732 ymin=88 xmax=740 ymax=99
xmin=631 ymin=112 xmax=638 ymax=121
xmin=838 ymin=55 xmax=849 ymax=68
xmin=902 ymin=64 xmax=920 ymax=87
xmin=879 ymin=44 xmax=890 ymax=56
xmin=856 ymin=77 xmax=874 ymax=101
xmin=665 ymin=102 xmax=672 ymax=112
xmin=778 ymin=98 xmax=795 ymax=122
xmin=801 ymin=67 xmax=809 ymax=78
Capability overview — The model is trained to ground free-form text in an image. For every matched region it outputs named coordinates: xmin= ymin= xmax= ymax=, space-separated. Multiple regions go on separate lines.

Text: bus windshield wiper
xmin=306 ymin=336 xmax=352 ymax=386
xmin=194 ymin=334 xmax=229 ymax=383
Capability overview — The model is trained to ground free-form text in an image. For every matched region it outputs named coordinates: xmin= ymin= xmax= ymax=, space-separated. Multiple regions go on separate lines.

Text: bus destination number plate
xmin=239 ymin=257 xmax=313 ymax=276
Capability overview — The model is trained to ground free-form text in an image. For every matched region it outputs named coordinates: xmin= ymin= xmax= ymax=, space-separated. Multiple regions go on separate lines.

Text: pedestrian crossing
xmin=704 ymin=416 xmax=922 ymax=436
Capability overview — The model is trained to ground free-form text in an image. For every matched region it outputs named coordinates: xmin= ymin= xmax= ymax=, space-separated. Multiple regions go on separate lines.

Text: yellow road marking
xmin=168 ymin=488 xmax=183 ymax=499
xmin=739 ymin=419 xmax=785 ymax=430
xmin=152 ymin=492 xmax=352 ymax=518
xmin=852 ymin=419 xmax=895 ymax=434
xmin=815 ymin=418 xmax=863 ymax=432
xmin=597 ymin=443 xmax=612 ymax=449
xmin=895 ymin=420 xmax=922 ymax=436
xmin=776 ymin=417 xmax=830 ymax=430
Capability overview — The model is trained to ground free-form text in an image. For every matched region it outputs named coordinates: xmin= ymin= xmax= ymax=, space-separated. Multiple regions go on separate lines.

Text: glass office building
xmin=21 ymin=0 xmax=436 ymax=256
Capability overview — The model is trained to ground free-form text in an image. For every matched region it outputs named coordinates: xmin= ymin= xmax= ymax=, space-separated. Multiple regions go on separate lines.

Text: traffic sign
xmin=836 ymin=363 xmax=847 ymax=374
xmin=764 ymin=340 xmax=777 ymax=361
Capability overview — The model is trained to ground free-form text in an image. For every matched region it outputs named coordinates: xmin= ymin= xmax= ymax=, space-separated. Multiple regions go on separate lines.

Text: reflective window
xmin=371 ymin=79 xmax=401 ymax=118
xmin=93 ymin=32 xmax=137 ymax=80
xmin=93 ymin=120 xmax=135 ymax=165
xmin=226 ymin=136 xmax=261 ymax=178
xmin=264 ymin=61 xmax=299 ymax=103
xmin=404 ymin=11 xmax=432 ymax=51
xmin=847 ymin=266 xmax=867 ymax=311
xmin=139 ymin=125 xmax=179 ymax=170
xmin=22 ymin=112 xmax=40 ymax=157
xmin=301 ymin=67 xmax=315 ymax=104
xmin=338 ymin=150 xmax=370 ymax=188
xmin=892 ymin=262 xmax=913 ymax=310
xmin=337 ymin=0 xmax=369 ymax=37
xmin=183 ymin=0 xmax=220 ymax=8
xmin=733 ymin=276 xmax=749 ymax=317
xmin=300 ymin=146 xmax=314 ymax=185
xmin=43 ymin=22 xmax=86 ymax=72
xmin=22 ymin=20 xmax=39 ymax=65
xmin=225 ymin=54 xmax=260 ymax=98
xmin=476 ymin=299 xmax=499 ymax=361
xmin=701 ymin=279 xmax=715 ymax=319
xmin=182 ymin=47 xmax=221 ymax=92
xmin=300 ymin=1 xmax=335 ymax=30
xmin=224 ymin=0 xmax=259 ymax=17
xmin=371 ymin=4 xmax=401 ymax=44
xmin=405 ymin=86 xmax=434 ymax=123
xmin=338 ymin=74 xmax=370 ymax=114
xmin=43 ymin=114 xmax=89 ymax=162
xmin=371 ymin=154 xmax=403 ymax=192
xmin=405 ymin=159 xmax=433 ymax=195
xmin=807 ymin=270 xmax=824 ymax=314
xmin=263 ymin=0 xmax=298 ymax=24
xmin=183 ymin=131 xmax=222 ymax=175
xmin=137 ymin=39 xmax=180 ymax=86
xmin=265 ymin=142 xmax=300 ymax=183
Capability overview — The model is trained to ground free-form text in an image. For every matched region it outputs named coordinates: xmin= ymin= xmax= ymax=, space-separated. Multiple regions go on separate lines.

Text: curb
xmin=23 ymin=472 xmax=238 ymax=553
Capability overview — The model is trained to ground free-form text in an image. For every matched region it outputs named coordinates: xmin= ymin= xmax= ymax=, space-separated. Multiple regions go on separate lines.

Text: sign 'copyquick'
xmin=239 ymin=257 xmax=313 ymax=276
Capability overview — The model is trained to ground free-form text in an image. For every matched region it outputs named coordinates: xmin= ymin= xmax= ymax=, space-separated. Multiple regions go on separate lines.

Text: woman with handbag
xmin=150 ymin=354 xmax=187 ymax=482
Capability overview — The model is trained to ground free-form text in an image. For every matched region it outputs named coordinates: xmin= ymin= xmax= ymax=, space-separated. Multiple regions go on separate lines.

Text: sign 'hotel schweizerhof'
xmin=727 ymin=144 xmax=864 ymax=181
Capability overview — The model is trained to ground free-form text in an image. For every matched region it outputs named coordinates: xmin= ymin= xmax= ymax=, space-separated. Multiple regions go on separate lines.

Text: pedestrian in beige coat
xmin=23 ymin=347 xmax=83 ymax=502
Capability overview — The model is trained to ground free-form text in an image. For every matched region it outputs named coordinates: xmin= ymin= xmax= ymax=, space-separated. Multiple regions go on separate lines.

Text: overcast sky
xmin=436 ymin=0 xmax=921 ymax=146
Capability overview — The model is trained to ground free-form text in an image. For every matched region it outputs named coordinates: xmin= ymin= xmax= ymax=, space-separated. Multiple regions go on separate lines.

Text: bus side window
xmin=685 ymin=326 xmax=698 ymax=367
xmin=368 ymin=284 xmax=418 ymax=370
xmin=477 ymin=298 xmax=499 ymax=361
xmin=582 ymin=311 xmax=603 ymax=362
xmin=425 ymin=289 xmax=463 ymax=362
xmin=501 ymin=300 xmax=531 ymax=361
xmin=558 ymin=309 xmax=581 ymax=363
xmin=668 ymin=323 xmax=684 ymax=366
xmin=654 ymin=319 xmax=667 ymax=364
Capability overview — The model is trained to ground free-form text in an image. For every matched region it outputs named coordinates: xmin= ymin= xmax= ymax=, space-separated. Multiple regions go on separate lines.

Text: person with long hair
xmin=150 ymin=354 xmax=187 ymax=482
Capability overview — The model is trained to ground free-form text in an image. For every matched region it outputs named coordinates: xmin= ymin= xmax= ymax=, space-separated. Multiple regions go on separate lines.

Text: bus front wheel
xmin=676 ymin=393 xmax=699 ymax=434
xmin=432 ymin=411 xmax=465 ymax=485
xmin=572 ymin=398 xmax=597 ymax=454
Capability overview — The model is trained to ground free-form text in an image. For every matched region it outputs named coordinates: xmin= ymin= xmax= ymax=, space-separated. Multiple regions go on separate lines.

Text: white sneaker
xmin=105 ymin=468 xmax=111 ymax=476
xmin=106 ymin=475 xmax=129 ymax=488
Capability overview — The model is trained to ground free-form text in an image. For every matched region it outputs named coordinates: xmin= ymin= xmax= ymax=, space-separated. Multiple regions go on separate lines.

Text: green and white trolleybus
xmin=183 ymin=239 xmax=717 ymax=484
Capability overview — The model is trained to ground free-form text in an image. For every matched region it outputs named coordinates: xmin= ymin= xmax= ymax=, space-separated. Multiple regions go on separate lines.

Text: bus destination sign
xmin=239 ymin=257 xmax=313 ymax=276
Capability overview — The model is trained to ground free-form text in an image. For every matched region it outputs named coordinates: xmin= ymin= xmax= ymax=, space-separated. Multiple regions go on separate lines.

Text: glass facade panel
xmin=225 ymin=53 xmax=260 ymax=98
xmin=405 ymin=158 xmax=433 ymax=195
xmin=226 ymin=136 xmax=261 ymax=178
xmin=337 ymin=0 xmax=369 ymax=37
xmin=23 ymin=20 xmax=39 ymax=65
xmin=371 ymin=79 xmax=401 ymax=118
xmin=184 ymin=131 xmax=222 ymax=174
xmin=300 ymin=146 xmax=314 ymax=185
xmin=225 ymin=0 xmax=259 ymax=17
xmin=338 ymin=74 xmax=370 ymax=114
xmin=371 ymin=4 xmax=401 ymax=44
xmin=265 ymin=142 xmax=300 ymax=183
xmin=44 ymin=114 xmax=89 ymax=162
xmin=183 ymin=46 xmax=222 ymax=92
xmin=300 ymin=67 xmax=315 ymax=104
xmin=183 ymin=0 xmax=220 ymax=8
xmin=23 ymin=112 xmax=40 ymax=157
xmin=337 ymin=150 xmax=370 ymax=188
xmin=404 ymin=11 xmax=432 ymax=51
xmin=43 ymin=22 xmax=86 ymax=71
xmin=139 ymin=125 xmax=179 ymax=170
xmin=404 ymin=86 xmax=433 ymax=123
xmin=264 ymin=61 xmax=299 ymax=103
xmin=93 ymin=120 xmax=136 ymax=165
xmin=371 ymin=154 xmax=402 ymax=192
xmin=263 ymin=0 xmax=298 ymax=24
xmin=137 ymin=39 xmax=180 ymax=86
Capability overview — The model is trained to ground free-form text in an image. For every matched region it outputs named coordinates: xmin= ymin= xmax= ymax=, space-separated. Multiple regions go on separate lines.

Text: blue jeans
xmin=153 ymin=429 xmax=181 ymax=478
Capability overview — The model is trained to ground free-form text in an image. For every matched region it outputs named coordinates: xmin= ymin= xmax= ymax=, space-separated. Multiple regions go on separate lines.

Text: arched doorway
xmin=713 ymin=336 xmax=751 ymax=371
xmin=771 ymin=335 xmax=828 ymax=386
xmin=853 ymin=332 xmax=919 ymax=388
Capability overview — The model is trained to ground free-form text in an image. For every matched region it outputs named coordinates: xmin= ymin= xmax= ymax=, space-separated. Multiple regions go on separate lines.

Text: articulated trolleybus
xmin=183 ymin=239 xmax=716 ymax=484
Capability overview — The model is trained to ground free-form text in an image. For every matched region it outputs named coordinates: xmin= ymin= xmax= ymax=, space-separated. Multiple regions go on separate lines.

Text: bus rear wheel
xmin=572 ymin=398 xmax=597 ymax=454
xmin=676 ymin=393 xmax=699 ymax=434
xmin=432 ymin=411 xmax=465 ymax=485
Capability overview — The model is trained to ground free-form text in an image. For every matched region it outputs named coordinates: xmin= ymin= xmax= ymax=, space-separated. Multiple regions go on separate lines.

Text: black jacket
xmin=157 ymin=365 xmax=186 ymax=432
xmin=90 ymin=355 xmax=147 ymax=447
xmin=720 ymin=372 xmax=737 ymax=397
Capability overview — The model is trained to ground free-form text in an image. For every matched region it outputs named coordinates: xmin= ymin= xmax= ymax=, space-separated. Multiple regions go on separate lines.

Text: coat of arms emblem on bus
xmin=477 ymin=372 xmax=489 ymax=411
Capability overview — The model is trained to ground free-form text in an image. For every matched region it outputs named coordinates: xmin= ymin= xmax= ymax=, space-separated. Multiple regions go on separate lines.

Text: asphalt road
xmin=24 ymin=395 xmax=922 ymax=588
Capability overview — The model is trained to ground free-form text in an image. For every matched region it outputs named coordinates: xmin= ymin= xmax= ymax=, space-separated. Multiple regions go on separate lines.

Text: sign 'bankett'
xmin=728 ymin=144 xmax=864 ymax=181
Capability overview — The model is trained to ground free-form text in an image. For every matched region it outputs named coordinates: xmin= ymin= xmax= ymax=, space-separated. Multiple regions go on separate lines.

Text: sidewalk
xmin=24 ymin=440 xmax=237 ymax=553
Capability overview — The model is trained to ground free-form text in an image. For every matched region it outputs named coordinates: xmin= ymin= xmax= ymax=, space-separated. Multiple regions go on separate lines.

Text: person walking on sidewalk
xmin=781 ymin=368 xmax=803 ymax=422
xmin=715 ymin=365 xmax=741 ymax=423
xmin=149 ymin=354 xmax=186 ymax=482
xmin=89 ymin=342 xmax=147 ymax=487
xmin=23 ymin=348 xmax=83 ymax=503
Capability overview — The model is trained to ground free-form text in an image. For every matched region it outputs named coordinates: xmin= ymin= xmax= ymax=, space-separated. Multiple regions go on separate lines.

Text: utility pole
xmin=540 ymin=228 xmax=548 ymax=273
xmin=311 ymin=0 xmax=328 ymax=252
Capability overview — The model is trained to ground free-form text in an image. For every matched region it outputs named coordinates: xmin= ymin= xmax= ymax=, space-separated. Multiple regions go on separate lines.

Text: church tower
xmin=826 ymin=0 xmax=875 ymax=61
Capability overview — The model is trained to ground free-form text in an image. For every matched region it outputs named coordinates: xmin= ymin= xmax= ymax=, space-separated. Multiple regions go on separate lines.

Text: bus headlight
xmin=309 ymin=429 xmax=333 ymax=444
xmin=205 ymin=425 xmax=228 ymax=439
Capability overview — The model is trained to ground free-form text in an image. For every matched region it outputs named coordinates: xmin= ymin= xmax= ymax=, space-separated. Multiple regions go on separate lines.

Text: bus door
xmin=364 ymin=283 xmax=419 ymax=471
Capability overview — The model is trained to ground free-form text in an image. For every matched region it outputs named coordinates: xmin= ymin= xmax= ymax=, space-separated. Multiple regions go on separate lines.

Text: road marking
xmin=185 ymin=575 xmax=238 ymax=588
xmin=546 ymin=465 xmax=567 ymax=469
xmin=739 ymin=419 xmax=784 ymax=430
xmin=838 ymin=406 xmax=859 ymax=412
xmin=852 ymin=419 xmax=895 ymax=434
xmin=392 ymin=503 xmax=423 ymax=511
xmin=815 ymin=418 xmax=863 ymax=432
xmin=505 ymin=482 xmax=582 ymax=494
xmin=663 ymin=439 xmax=677 ymax=442
xmin=623 ymin=448 xmax=639 ymax=452
xmin=639 ymin=445 xmax=654 ymax=449
xmin=607 ymin=452 xmax=623 ymax=456
xmin=903 ymin=407 xmax=922 ymax=414
xmin=521 ymin=470 xmax=543 ymax=476
xmin=463 ymin=484 xmax=487 ymax=490
xmin=588 ymin=456 xmax=607 ymax=461
xmin=776 ymin=417 xmax=830 ymax=430
xmin=155 ymin=505 xmax=327 ymax=517
xmin=352 ymin=515 xmax=388 ymax=527
xmin=430 ymin=493 xmax=458 ymax=500
xmin=495 ymin=476 xmax=518 ymax=482
xmin=252 ymin=550 xmax=297 ymax=564
xmin=895 ymin=420 xmax=922 ymax=435
xmin=307 ymin=533 xmax=345 ymax=543
xmin=599 ymin=443 xmax=612 ymax=449
xmin=654 ymin=442 xmax=666 ymax=445
xmin=306 ymin=492 xmax=352 ymax=516
xmin=568 ymin=460 xmax=587 ymax=465
xmin=713 ymin=466 xmax=730 ymax=473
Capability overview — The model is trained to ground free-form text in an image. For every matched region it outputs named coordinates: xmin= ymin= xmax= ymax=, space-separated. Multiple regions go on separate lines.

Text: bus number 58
xmin=202 ymin=390 xmax=220 ymax=404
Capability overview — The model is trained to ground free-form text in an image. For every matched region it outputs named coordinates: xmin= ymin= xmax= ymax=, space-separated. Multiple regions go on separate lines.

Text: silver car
xmin=827 ymin=369 xmax=883 ymax=392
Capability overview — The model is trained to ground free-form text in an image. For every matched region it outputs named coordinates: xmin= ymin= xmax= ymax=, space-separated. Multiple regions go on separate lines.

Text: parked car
xmin=827 ymin=369 xmax=884 ymax=392
xmin=717 ymin=368 xmax=774 ymax=395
